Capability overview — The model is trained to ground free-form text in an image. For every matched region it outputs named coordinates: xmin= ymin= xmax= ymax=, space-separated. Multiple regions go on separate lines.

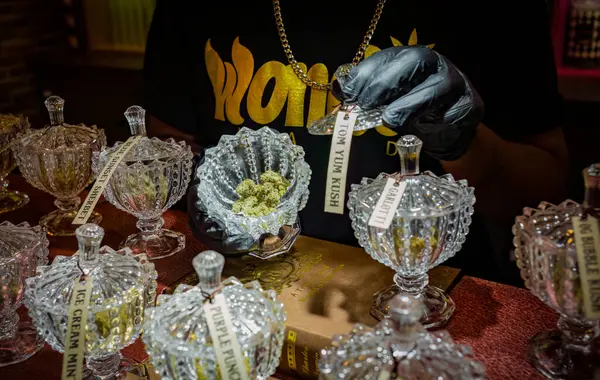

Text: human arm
xmin=337 ymin=0 xmax=566 ymax=221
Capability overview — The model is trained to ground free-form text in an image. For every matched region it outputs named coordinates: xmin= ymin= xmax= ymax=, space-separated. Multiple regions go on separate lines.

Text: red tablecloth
xmin=0 ymin=176 xmax=559 ymax=379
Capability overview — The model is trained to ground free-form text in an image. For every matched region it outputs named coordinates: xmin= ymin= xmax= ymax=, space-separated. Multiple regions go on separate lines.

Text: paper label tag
xmin=72 ymin=135 xmax=142 ymax=225
xmin=62 ymin=277 xmax=94 ymax=380
xmin=203 ymin=293 xmax=250 ymax=380
xmin=572 ymin=216 xmax=600 ymax=319
xmin=368 ymin=178 xmax=406 ymax=229
xmin=324 ymin=111 xmax=358 ymax=214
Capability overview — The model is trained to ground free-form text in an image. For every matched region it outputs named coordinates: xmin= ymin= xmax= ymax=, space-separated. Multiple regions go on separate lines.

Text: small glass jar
xmin=0 ymin=114 xmax=30 ymax=213
xmin=348 ymin=135 xmax=475 ymax=328
xmin=143 ymin=250 xmax=287 ymax=379
xmin=13 ymin=96 xmax=106 ymax=236
xmin=95 ymin=105 xmax=193 ymax=260
xmin=319 ymin=294 xmax=485 ymax=379
xmin=0 ymin=222 xmax=49 ymax=367
xmin=24 ymin=223 xmax=157 ymax=378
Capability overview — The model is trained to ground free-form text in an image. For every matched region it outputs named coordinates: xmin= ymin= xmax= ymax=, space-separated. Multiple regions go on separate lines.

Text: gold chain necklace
xmin=273 ymin=0 xmax=387 ymax=91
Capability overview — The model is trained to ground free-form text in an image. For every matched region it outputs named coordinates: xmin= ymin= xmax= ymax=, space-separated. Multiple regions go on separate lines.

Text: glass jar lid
xmin=98 ymin=106 xmax=191 ymax=164
xmin=15 ymin=96 xmax=105 ymax=153
xmin=351 ymin=135 xmax=473 ymax=218
xmin=319 ymin=294 xmax=486 ymax=379
xmin=0 ymin=221 xmax=49 ymax=275
xmin=144 ymin=250 xmax=285 ymax=357
xmin=27 ymin=223 xmax=152 ymax=315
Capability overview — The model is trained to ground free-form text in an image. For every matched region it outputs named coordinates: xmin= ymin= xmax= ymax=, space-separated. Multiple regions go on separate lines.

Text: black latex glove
xmin=187 ymin=152 xmax=258 ymax=254
xmin=335 ymin=45 xmax=484 ymax=161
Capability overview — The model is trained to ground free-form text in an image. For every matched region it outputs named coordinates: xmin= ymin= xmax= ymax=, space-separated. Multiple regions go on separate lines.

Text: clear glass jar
xmin=12 ymin=96 xmax=106 ymax=236
xmin=348 ymin=135 xmax=475 ymax=328
xmin=0 ymin=114 xmax=30 ymax=213
xmin=0 ymin=222 xmax=49 ymax=366
xmin=24 ymin=223 xmax=157 ymax=378
xmin=95 ymin=106 xmax=193 ymax=260
xmin=143 ymin=250 xmax=287 ymax=379
xmin=319 ymin=294 xmax=485 ymax=379
xmin=194 ymin=126 xmax=311 ymax=259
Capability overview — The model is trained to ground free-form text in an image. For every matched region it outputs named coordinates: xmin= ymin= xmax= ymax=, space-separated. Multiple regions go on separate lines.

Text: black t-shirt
xmin=144 ymin=0 xmax=561 ymax=282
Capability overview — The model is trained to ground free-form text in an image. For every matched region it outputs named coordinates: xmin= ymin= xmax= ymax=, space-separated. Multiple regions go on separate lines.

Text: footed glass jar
xmin=512 ymin=164 xmax=600 ymax=379
xmin=0 ymin=222 xmax=49 ymax=367
xmin=348 ymin=135 xmax=475 ymax=328
xmin=143 ymin=250 xmax=286 ymax=380
xmin=0 ymin=114 xmax=30 ymax=213
xmin=12 ymin=96 xmax=106 ymax=236
xmin=308 ymin=64 xmax=384 ymax=135
xmin=319 ymin=294 xmax=486 ymax=379
xmin=95 ymin=106 xmax=193 ymax=260
xmin=24 ymin=223 xmax=157 ymax=378
xmin=194 ymin=127 xmax=311 ymax=259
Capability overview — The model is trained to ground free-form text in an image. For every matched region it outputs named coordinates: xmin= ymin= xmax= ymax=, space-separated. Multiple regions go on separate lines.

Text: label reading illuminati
xmin=203 ymin=293 xmax=250 ymax=380
xmin=572 ymin=215 xmax=600 ymax=319
xmin=368 ymin=178 xmax=406 ymax=229
xmin=72 ymin=135 xmax=142 ymax=225
xmin=324 ymin=111 xmax=358 ymax=214
xmin=62 ymin=277 xmax=94 ymax=380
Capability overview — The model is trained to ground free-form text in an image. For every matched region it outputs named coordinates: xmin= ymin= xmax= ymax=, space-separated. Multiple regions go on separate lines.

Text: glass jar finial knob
xmin=193 ymin=250 xmax=225 ymax=293
xmin=44 ymin=95 xmax=65 ymax=126
xmin=125 ymin=105 xmax=147 ymax=137
xmin=396 ymin=135 xmax=422 ymax=175
xmin=75 ymin=223 xmax=104 ymax=274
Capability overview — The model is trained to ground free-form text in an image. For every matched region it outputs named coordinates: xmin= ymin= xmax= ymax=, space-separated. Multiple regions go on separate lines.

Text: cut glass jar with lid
xmin=348 ymin=135 xmax=475 ymax=328
xmin=0 ymin=114 xmax=30 ymax=214
xmin=511 ymin=163 xmax=600 ymax=379
xmin=12 ymin=95 xmax=106 ymax=236
xmin=0 ymin=222 xmax=49 ymax=367
xmin=94 ymin=105 xmax=194 ymax=260
xmin=143 ymin=250 xmax=287 ymax=380
xmin=24 ymin=223 xmax=157 ymax=378
xmin=308 ymin=63 xmax=384 ymax=135
xmin=319 ymin=294 xmax=486 ymax=379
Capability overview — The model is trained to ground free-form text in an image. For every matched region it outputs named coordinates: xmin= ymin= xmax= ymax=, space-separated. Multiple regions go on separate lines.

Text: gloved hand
xmin=334 ymin=45 xmax=484 ymax=161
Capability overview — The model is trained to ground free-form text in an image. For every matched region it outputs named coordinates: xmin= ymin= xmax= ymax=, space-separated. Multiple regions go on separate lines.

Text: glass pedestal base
xmin=0 ymin=190 xmax=29 ymax=214
xmin=41 ymin=209 xmax=102 ymax=236
xmin=87 ymin=354 xmax=142 ymax=380
xmin=0 ymin=321 xmax=44 ymax=367
xmin=528 ymin=330 xmax=600 ymax=380
xmin=371 ymin=284 xmax=455 ymax=329
xmin=120 ymin=228 xmax=185 ymax=260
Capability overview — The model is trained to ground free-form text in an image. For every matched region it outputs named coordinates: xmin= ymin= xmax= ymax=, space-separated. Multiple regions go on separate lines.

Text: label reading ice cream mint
xmin=368 ymin=178 xmax=406 ymax=229
xmin=62 ymin=277 xmax=93 ymax=380
xmin=72 ymin=135 xmax=142 ymax=225
xmin=572 ymin=216 xmax=600 ymax=320
xmin=203 ymin=293 xmax=250 ymax=380
xmin=324 ymin=111 xmax=358 ymax=214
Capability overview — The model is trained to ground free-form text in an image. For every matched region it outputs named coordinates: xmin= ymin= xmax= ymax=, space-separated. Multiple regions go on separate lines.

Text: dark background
xmin=0 ymin=0 xmax=598 ymax=202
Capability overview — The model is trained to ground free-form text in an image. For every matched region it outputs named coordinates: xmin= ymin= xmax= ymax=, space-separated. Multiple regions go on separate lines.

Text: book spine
xmin=276 ymin=326 xmax=330 ymax=380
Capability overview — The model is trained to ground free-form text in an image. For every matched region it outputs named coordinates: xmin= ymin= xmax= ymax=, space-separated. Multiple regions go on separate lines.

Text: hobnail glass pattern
xmin=12 ymin=96 xmax=106 ymax=236
xmin=95 ymin=106 xmax=194 ymax=260
xmin=308 ymin=63 xmax=385 ymax=136
xmin=24 ymin=224 xmax=157 ymax=377
xmin=196 ymin=126 xmax=311 ymax=240
xmin=0 ymin=114 xmax=30 ymax=213
xmin=319 ymin=295 xmax=486 ymax=379
xmin=512 ymin=195 xmax=600 ymax=379
xmin=348 ymin=135 xmax=475 ymax=328
xmin=0 ymin=222 xmax=49 ymax=367
xmin=143 ymin=250 xmax=287 ymax=380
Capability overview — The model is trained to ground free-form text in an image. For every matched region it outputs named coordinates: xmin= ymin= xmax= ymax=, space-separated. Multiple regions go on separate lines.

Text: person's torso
xmin=187 ymin=0 xmax=490 ymax=248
